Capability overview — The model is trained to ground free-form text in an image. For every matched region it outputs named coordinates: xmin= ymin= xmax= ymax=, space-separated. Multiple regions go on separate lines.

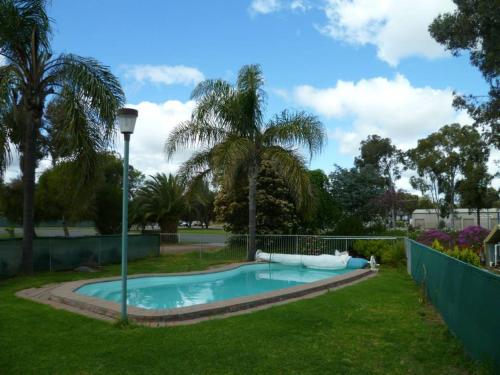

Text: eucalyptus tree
xmin=165 ymin=65 xmax=325 ymax=260
xmin=355 ymin=135 xmax=402 ymax=227
xmin=407 ymin=124 xmax=488 ymax=228
xmin=0 ymin=0 xmax=124 ymax=273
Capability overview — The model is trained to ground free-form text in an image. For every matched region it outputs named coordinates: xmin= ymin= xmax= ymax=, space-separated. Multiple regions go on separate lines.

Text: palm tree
xmin=165 ymin=65 xmax=325 ymax=260
xmin=133 ymin=173 xmax=186 ymax=233
xmin=0 ymin=0 xmax=124 ymax=274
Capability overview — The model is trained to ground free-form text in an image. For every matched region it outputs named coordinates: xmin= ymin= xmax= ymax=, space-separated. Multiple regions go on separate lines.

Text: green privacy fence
xmin=405 ymin=239 xmax=500 ymax=370
xmin=0 ymin=234 xmax=160 ymax=277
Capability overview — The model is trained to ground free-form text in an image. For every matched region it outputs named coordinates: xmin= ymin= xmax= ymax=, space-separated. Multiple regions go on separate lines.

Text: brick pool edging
xmin=24 ymin=263 xmax=375 ymax=324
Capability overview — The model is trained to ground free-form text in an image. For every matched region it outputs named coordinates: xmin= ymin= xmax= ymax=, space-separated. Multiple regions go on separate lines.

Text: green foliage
xmin=353 ymin=240 xmax=405 ymax=265
xmin=92 ymin=153 xmax=132 ymax=235
xmin=214 ymin=160 xmax=301 ymax=234
xmin=94 ymin=183 xmax=122 ymax=235
xmin=182 ymin=180 xmax=214 ymax=228
xmin=447 ymin=248 xmax=481 ymax=267
xmin=430 ymin=240 xmax=481 ymax=267
xmin=36 ymin=161 xmax=94 ymax=234
xmin=0 ymin=178 xmax=24 ymax=225
xmin=355 ymin=134 xmax=402 ymax=187
xmin=407 ymin=124 xmax=489 ymax=224
xmin=329 ymin=165 xmax=385 ymax=222
xmin=132 ymin=173 xmax=186 ymax=233
xmin=305 ymin=169 xmax=341 ymax=232
xmin=430 ymin=0 xmax=500 ymax=146
xmin=431 ymin=239 xmax=447 ymax=253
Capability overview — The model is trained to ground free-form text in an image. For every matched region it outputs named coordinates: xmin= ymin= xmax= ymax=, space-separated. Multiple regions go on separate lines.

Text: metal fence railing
xmin=159 ymin=233 xmax=402 ymax=261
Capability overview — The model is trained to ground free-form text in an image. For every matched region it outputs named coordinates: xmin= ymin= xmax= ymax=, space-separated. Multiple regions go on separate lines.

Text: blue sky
xmin=14 ymin=0 xmax=497 ymax=188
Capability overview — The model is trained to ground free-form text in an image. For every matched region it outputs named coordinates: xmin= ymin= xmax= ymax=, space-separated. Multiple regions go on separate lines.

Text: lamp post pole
xmin=121 ymin=133 xmax=130 ymax=320
xmin=117 ymin=107 xmax=138 ymax=322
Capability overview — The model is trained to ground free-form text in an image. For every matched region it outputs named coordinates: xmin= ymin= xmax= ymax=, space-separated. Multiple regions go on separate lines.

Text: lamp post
xmin=117 ymin=108 xmax=138 ymax=320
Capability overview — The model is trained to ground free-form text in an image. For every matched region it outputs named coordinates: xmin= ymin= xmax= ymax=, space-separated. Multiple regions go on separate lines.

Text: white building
xmin=411 ymin=208 xmax=500 ymax=230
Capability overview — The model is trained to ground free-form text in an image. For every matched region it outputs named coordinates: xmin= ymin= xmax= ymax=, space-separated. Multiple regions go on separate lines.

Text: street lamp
xmin=117 ymin=107 xmax=138 ymax=320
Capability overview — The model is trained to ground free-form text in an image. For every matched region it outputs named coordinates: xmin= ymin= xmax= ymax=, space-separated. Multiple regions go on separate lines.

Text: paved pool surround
xmin=20 ymin=263 xmax=375 ymax=324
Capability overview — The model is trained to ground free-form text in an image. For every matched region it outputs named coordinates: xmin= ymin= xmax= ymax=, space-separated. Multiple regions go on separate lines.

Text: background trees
xmin=406 ymin=124 xmax=487 ymax=227
xmin=305 ymin=169 xmax=341 ymax=233
xmin=328 ymin=165 xmax=385 ymax=230
xmin=355 ymin=135 xmax=402 ymax=227
xmin=36 ymin=162 xmax=93 ymax=236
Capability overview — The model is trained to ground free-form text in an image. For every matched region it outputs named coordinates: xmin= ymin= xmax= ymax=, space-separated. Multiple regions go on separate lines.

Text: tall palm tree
xmin=165 ymin=65 xmax=325 ymax=260
xmin=133 ymin=173 xmax=186 ymax=233
xmin=0 ymin=0 xmax=124 ymax=274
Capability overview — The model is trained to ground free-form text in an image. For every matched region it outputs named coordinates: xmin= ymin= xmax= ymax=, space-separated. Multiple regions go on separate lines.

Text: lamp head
xmin=117 ymin=108 xmax=138 ymax=134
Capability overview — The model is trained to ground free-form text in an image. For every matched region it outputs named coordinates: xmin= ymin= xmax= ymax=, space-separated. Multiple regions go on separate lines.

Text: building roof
xmin=484 ymin=225 xmax=500 ymax=244
xmin=412 ymin=208 xmax=500 ymax=214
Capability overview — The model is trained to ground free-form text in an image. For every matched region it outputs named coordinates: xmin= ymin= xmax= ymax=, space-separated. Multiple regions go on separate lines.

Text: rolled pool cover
xmin=346 ymin=257 xmax=369 ymax=269
xmin=255 ymin=251 xmax=368 ymax=270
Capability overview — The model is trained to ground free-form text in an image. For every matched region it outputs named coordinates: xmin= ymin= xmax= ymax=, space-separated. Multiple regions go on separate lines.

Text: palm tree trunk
xmin=62 ymin=215 xmax=70 ymax=237
xmin=247 ymin=162 xmax=258 ymax=261
xmin=21 ymin=116 xmax=37 ymax=275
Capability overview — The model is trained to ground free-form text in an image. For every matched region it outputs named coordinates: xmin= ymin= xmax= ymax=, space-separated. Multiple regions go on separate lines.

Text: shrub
xmin=447 ymin=247 xmax=480 ymax=267
xmin=430 ymin=239 xmax=446 ymax=252
xmin=430 ymin=240 xmax=480 ymax=267
xmin=416 ymin=229 xmax=453 ymax=247
xmin=456 ymin=226 xmax=489 ymax=253
xmin=330 ymin=216 xmax=364 ymax=236
xmin=353 ymin=240 xmax=405 ymax=265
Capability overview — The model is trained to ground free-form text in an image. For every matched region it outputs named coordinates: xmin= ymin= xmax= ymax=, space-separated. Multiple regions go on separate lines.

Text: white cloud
xmin=292 ymin=74 xmax=500 ymax=191
xmin=291 ymin=0 xmax=310 ymax=12
xmin=115 ymin=100 xmax=196 ymax=177
xmin=250 ymin=0 xmax=310 ymax=14
xmin=293 ymin=74 xmax=470 ymax=155
xmin=319 ymin=0 xmax=456 ymax=65
xmin=3 ymin=100 xmax=196 ymax=181
xmin=488 ymin=149 xmax=500 ymax=189
xmin=0 ymin=56 xmax=6 ymax=66
xmin=250 ymin=0 xmax=281 ymax=14
xmin=124 ymin=65 xmax=204 ymax=86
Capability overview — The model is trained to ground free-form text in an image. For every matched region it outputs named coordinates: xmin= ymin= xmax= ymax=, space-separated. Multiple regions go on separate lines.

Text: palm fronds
xmin=262 ymin=146 xmax=314 ymax=213
xmin=49 ymin=54 xmax=124 ymax=127
xmin=264 ymin=110 xmax=325 ymax=159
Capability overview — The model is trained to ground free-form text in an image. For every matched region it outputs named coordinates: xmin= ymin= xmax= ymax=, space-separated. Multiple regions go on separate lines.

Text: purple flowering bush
xmin=417 ymin=229 xmax=453 ymax=247
xmin=456 ymin=226 xmax=489 ymax=253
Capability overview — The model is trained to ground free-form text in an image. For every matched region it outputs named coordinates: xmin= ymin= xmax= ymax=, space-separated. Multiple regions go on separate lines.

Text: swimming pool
xmin=76 ymin=263 xmax=354 ymax=310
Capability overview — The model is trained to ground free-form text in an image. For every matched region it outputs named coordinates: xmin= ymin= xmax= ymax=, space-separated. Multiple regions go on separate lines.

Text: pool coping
xmin=22 ymin=263 xmax=375 ymax=324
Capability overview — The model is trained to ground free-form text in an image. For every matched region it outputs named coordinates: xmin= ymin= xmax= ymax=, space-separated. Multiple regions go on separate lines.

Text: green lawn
xmin=177 ymin=227 xmax=226 ymax=234
xmin=0 ymin=253 xmax=488 ymax=374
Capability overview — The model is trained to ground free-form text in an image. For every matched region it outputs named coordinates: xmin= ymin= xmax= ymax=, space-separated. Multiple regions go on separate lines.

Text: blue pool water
xmin=76 ymin=263 xmax=353 ymax=310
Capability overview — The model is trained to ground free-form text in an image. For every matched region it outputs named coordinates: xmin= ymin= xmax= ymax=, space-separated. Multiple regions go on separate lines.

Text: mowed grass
xmin=0 ymin=253 xmax=489 ymax=375
xmin=177 ymin=227 xmax=226 ymax=234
